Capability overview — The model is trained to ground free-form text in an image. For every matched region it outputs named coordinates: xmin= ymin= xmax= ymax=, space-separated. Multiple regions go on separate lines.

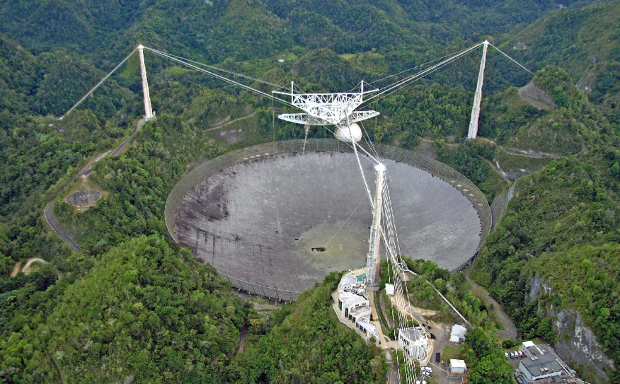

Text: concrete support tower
xmin=467 ymin=40 xmax=489 ymax=140
xmin=138 ymin=45 xmax=154 ymax=120
xmin=366 ymin=163 xmax=386 ymax=290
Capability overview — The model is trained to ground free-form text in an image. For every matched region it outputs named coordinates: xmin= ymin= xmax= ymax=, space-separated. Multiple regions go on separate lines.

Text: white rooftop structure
xmin=449 ymin=359 xmax=467 ymax=374
xmin=349 ymin=305 xmax=372 ymax=319
xmin=522 ymin=340 xmax=536 ymax=349
xmin=385 ymin=283 xmax=395 ymax=295
xmin=335 ymin=273 xmax=379 ymax=342
xmin=339 ymin=273 xmax=358 ymax=289
xmin=519 ymin=342 xmax=564 ymax=383
xmin=450 ymin=324 xmax=467 ymax=343
xmin=356 ymin=317 xmax=379 ymax=341
xmin=337 ymin=273 xmax=368 ymax=312
xmin=398 ymin=326 xmax=429 ymax=361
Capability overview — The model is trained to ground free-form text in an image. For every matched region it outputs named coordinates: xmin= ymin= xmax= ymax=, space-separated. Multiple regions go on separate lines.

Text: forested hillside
xmin=1 ymin=0 xmax=620 ymax=383
xmin=1 ymin=236 xmax=251 ymax=383
xmin=472 ymin=66 xmax=620 ymax=383
xmin=228 ymin=272 xmax=386 ymax=383
xmin=0 ymin=0 xmax=600 ymax=61
xmin=500 ymin=0 xmax=620 ymax=130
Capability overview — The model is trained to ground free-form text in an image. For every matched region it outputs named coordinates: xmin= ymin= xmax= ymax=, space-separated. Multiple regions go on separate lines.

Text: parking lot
xmin=422 ymin=322 xmax=465 ymax=384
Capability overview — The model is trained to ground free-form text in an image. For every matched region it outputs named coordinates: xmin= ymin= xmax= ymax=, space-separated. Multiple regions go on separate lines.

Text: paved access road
xmin=45 ymin=119 xmax=148 ymax=253
xmin=466 ymin=265 xmax=518 ymax=340
xmin=44 ymin=203 xmax=82 ymax=253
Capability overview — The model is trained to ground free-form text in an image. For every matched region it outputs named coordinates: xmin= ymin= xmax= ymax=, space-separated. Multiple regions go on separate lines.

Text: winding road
xmin=206 ymin=111 xmax=256 ymax=131
xmin=45 ymin=119 xmax=148 ymax=253
xmin=44 ymin=203 xmax=82 ymax=253
xmin=465 ymin=265 xmax=518 ymax=340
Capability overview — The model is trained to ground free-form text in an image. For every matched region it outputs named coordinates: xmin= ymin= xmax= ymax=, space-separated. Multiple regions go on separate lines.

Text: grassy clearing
xmin=441 ymin=345 xmax=460 ymax=360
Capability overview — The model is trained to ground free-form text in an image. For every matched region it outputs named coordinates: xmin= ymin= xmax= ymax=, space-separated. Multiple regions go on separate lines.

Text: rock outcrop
xmin=528 ymin=276 xmax=614 ymax=384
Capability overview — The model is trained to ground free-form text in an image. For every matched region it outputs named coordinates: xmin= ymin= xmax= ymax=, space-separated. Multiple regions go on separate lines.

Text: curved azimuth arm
xmin=277 ymin=110 xmax=380 ymax=126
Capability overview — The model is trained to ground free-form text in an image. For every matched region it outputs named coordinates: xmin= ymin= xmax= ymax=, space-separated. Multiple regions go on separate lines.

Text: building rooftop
xmin=450 ymin=324 xmax=467 ymax=342
xmin=520 ymin=344 xmax=564 ymax=377
xmin=400 ymin=327 xmax=425 ymax=342
xmin=339 ymin=291 xmax=367 ymax=307
xmin=339 ymin=273 xmax=358 ymax=288
xmin=356 ymin=318 xmax=379 ymax=338
xmin=450 ymin=359 xmax=467 ymax=369
xmin=349 ymin=306 xmax=371 ymax=319
xmin=523 ymin=340 xmax=536 ymax=348
xmin=518 ymin=373 xmax=578 ymax=384
xmin=338 ymin=272 xmax=368 ymax=307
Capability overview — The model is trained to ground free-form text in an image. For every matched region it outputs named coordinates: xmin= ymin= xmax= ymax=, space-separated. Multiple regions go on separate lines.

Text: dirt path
xmin=465 ymin=265 xmax=518 ymax=340
xmin=385 ymin=349 xmax=400 ymax=384
xmin=51 ymin=354 xmax=66 ymax=384
xmin=390 ymin=292 xmax=429 ymax=327
xmin=22 ymin=258 xmax=49 ymax=274
xmin=77 ymin=150 xmax=111 ymax=178
xmin=10 ymin=262 xmax=21 ymax=277
xmin=505 ymin=147 xmax=562 ymax=159
xmin=420 ymin=137 xmax=460 ymax=147
xmin=44 ymin=203 xmax=82 ymax=253
xmin=111 ymin=118 xmax=146 ymax=156
xmin=205 ymin=111 xmax=257 ymax=132
xmin=237 ymin=325 xmax=248 ymax=354
xmin=11 ymin=258 xmax=49 ymax=276
xmin=479 ymin=155 xmax=511 ymax=183
xmin=419 ymin=135 xmax=564 ymax=161
xmin=78 ymin=118 xmax=147 ymax=179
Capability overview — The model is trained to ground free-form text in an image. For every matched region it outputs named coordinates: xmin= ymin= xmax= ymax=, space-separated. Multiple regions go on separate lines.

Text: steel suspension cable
xmin=60 ymin=47 xmax=138 ymax=119
xmin=143 ymin=46 xmax=294 ymax=107
xmin=353 ymin=142 xmax=375 ymax=208
xmin=144 ymin=48 xmax=287 ymax=89
xmin=488 ymin=42 xmax=534 ymax=75
xmin=366 ymin=45 xmax=480 ymax=89
xmin=362 ymin=43 xmax=483 ymax=107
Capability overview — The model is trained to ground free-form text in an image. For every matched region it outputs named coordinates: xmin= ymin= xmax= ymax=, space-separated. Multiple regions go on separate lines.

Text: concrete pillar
xmin=467 ymin=40 xmax=489 ymax=140
xmin=138 ymin=44 xmax=154 ymax=120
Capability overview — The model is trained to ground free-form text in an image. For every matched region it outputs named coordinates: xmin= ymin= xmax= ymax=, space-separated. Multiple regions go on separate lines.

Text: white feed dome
xmin=334 ymin=123 xmax=362 ymax=143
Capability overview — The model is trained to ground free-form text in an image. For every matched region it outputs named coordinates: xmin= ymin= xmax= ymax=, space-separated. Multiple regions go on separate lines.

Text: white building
xmin=339 ymin=291 xmax=369 ymax=318
xmin=518 ymin=341 xmax=564 ymax=383
xmin=355 ymin=317 xmax=379 ymax=340
xmin=450 ymin=324 xmax=467 ymax=343
xmin=335 ymin=272 xmax=378 ymax=342
xmin=337 ymin=273 xmax=369 ymax=318
xmin=398 ymin=326 xmax=429 ymax=361
xmin=385 ymin=283 xmax=395 ymax=295
xmin=449 ymin=359 xmax=467 ymax=374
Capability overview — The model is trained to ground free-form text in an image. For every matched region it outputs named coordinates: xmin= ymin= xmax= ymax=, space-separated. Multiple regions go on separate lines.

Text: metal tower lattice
xmin=366 ymin=163 xmax=385 ymax=288
xmin=273 ymin=81 xmax=379 ymax=128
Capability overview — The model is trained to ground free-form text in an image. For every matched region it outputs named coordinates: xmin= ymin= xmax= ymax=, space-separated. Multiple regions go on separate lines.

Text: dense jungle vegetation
xmin=1 ymin=0 xmax=620 ymax=382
